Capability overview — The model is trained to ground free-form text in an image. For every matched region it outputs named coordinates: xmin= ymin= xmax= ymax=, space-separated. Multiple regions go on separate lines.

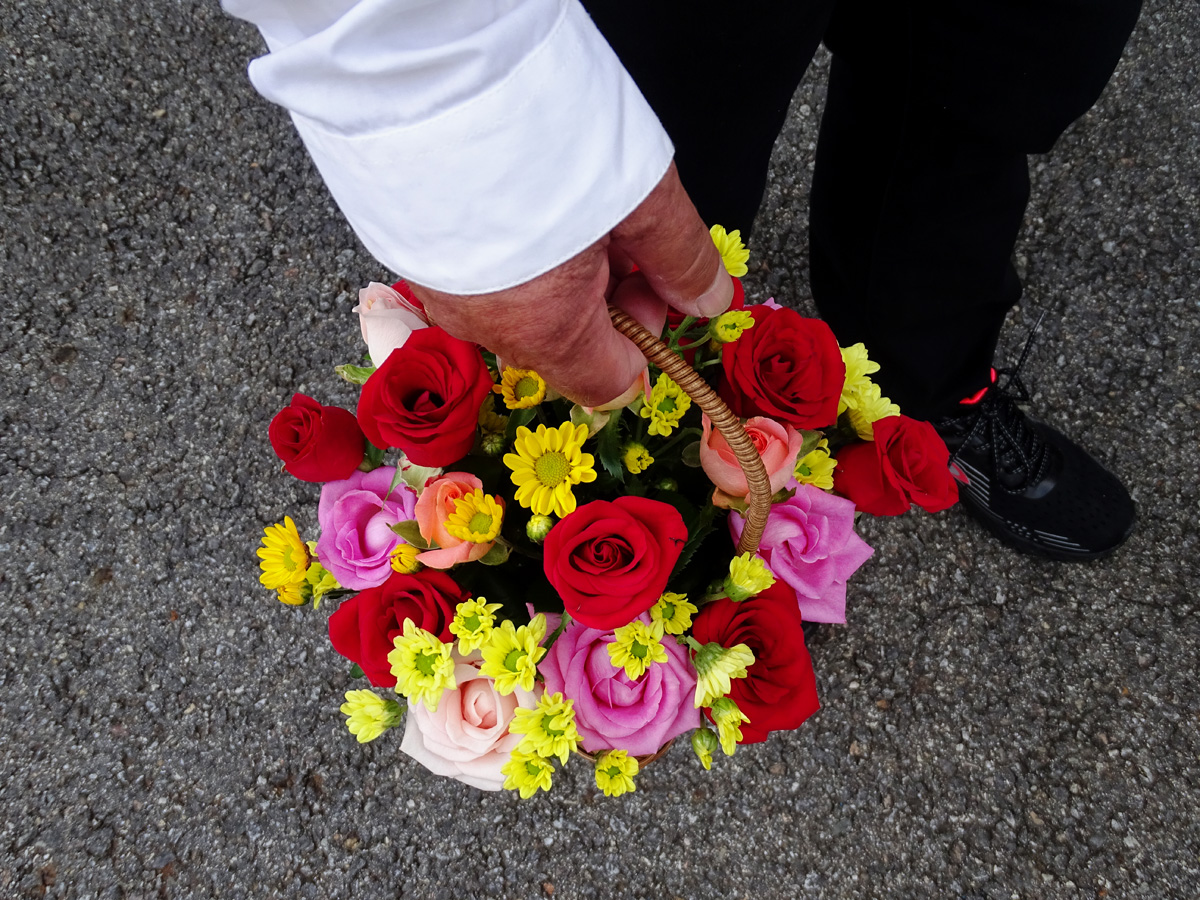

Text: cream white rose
xmin=353 ymin=281 xmax=429 ymax=366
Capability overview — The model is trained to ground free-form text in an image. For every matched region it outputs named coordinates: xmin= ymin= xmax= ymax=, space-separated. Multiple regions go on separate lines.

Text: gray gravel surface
xmin=2 ymin=2 xmax=1198 ymax=898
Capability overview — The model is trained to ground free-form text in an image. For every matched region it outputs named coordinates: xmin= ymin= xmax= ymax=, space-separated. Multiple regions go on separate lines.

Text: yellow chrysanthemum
xmin=386 ymin=620 xmax=456 ymax=712
xmin=501 ymin=747 xmax=555 ymax=799
xmin=478 ymin=405 xmax=509 ymax=456
xmin=710 ymin=224 xmax=750 ymax=277
xmin=389 ymin=542 xmax=422 ymax=574
xmin=838 ymin=343 xmax=882 ymax=414
xmin=594 ymin=750 xmax=639 ymax=797
xmin=304 ymin=559 xmax=340 ymax=608
xmin=794 ymin=438 xmax=837 ymax=491
xmin=846 ymin=381 xmax=901 ymax=441
xmin=480 ymin=615 xmax=548 ymax=694
xmin=639 ymin=373 xmax=691 ymax=437
xmin=340 ymin=689 xmax=404 ymax=743
xmin=257 ymin=516 xmax=311 ymax=590
xmin=449 ymin=596 xmax=504 ymax=655
xmin=494 ymin=366 xmax=547 ymax=410
xmin=709 ymin=697 xmax=750 ymax=756
xmin=607 ymin=619 xmax=669 ymax=681
xmin=276 ymin=582 xmax=307 ymax=606
xmin=622 ymin=442 xmax=654 ymax=474
xmin=444 ymin=489 xmax=505 ymax=544
xmin=691 ymin=640 xmax=756 ymax=709
xmin=503 ymin=423 xmax=596 ymax=518
xmin=709 ymin=309 xmax=755 ymax=344
xmin=509 ymin=691 xmax=581 ymax=764
xmin=724 ymin=552 xmax=776 ymax=602
xmin=650 ymin=592 xmax=697 ymax=635
xmin=692 ymin=728 xmax=719 ymax=770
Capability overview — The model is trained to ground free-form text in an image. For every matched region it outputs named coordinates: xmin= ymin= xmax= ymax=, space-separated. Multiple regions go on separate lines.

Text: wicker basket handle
xmin=608 ymin=307 xmax=771 ymax=556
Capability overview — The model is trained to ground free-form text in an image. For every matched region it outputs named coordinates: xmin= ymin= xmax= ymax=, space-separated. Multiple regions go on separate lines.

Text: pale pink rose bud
xmin=700 ymin=413 xmax=803 ymax=509
xmin=353 ymin=282 xmax=429 ymax=367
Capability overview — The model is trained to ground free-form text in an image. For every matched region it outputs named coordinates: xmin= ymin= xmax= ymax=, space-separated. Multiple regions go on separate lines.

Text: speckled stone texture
xmin=1 ymin=2 xmax=1196 ymax=898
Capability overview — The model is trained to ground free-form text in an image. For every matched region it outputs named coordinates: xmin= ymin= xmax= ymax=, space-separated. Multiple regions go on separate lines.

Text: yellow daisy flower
xmin=838 ymin=343 xmax=881 ymax=414
xmin=594 ymin=750 xmax=639 ymax=797
xmin=607 ymin=619 xmax=668 ymax=681
xmin=386 ymin=620 xmax=456 ymax=712
xmin=509 ymin=691 xmax=581 ymax=764
xmin=501 ymin=747 xmax=555 ymax=799
xmin=276 ymin=582 xmax=308 ymax=606
xmin=692 ymin=728 xmax=719 ymax=771
xmin=257 ymin=516 xmax=311 ymax=590
xmin=622 ymin=442 xmax=654 ymax=474
xmin=710 ymin=224 xmax=750 ymax=277
xmin=445 ymin=489 xmax=505 ymax=544
xmin=494 ymin=366 xmax=547 ymax=410
xmin=724 ymin=552 xmax=776 ymax=602
xmin=340 ymin=690 xmax=404 ymax=743
xmin=639 ymin=373 xmax=691 ymax=437
xmin=503 ymin=423 xmax=596 ymax=518
xmin=709 ymin=697 xmax=750 ymax=756
xmin=480 ymin=615 xmax=547 ymax=694
xmin=449 ymin=596 xmax=504 ymax=655
xmin=691 ymin=640 xmax=756 ymax=709
xmin=846 ymin=381 xmax=901 ymax=441
xmin=650 ymin=592 xmax=697 ymax=635
xmin=389 ymin=542 xmax=422 ymax=574
xmin=709 ymin=309 xmax=755 ymax=344
xmin=795 ymin=438 xmax=837 ymax=491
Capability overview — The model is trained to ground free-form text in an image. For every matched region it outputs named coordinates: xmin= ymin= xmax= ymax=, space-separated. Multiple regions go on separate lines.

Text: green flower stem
xmin=543 ymin=612 xmax=572 ymax=653
xmin=654 ymin=427 xmax=702 ymax=460
xmin=667 ymin=316 xmax=697 ymax=348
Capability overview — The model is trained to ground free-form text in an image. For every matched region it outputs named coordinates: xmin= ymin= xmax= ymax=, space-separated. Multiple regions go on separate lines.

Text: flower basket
xmin=256 ymin=229 xmax=959 ymax=798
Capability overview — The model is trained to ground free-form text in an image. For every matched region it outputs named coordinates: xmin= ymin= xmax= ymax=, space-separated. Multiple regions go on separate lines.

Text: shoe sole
xmin=958 ymin=492 xmax=1137 ymax=562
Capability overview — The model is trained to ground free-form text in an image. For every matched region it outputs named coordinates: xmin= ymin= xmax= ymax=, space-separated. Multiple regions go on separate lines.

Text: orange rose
xmin=699 ymin=414 xmax=803 ymax=509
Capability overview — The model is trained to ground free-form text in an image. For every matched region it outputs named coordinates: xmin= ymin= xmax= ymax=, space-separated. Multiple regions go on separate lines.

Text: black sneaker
xmin=932 ymin=345 xmax=1135 ymax=561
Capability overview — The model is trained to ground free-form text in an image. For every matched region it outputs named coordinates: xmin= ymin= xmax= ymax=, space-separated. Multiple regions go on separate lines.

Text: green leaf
xmin=595 ymin=411 xmax=625 ymax=483
xmin=349 ymin=663 xmax=365 ymax=679
xmin=680 ymin=441 xmax=702 ymax=467
xmin=798 ymin=429 xmax=825 ymax=458
xmin=361 ymin=441 xmax=386 ymax=471
xmin=477 ymin=541 xmax=512 ymax=566
xmin=388 ymin=520 xmax=430 ymax=549
xmin=504 ymin=406 xmax=538 ymax=444
xmin=670 ymin=501 xmax=721 ymax=583
xmin=335 ymin=363 xmax=376 ymax=386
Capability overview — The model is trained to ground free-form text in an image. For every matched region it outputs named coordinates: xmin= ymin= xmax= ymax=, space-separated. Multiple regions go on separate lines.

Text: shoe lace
xmin=954 ymin=312 xmax=1048 ymax=486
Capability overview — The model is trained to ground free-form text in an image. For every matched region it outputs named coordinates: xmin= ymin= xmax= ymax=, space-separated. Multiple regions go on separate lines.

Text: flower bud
xmin=691 ymin=728 xmax=719 ymax=770
xmin=526 ymin=514 xmax=554 ymax=544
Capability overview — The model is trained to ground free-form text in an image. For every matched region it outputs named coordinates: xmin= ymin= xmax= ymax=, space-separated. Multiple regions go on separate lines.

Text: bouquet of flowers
xmin=256 ymin=228 xmax=958 ymax=798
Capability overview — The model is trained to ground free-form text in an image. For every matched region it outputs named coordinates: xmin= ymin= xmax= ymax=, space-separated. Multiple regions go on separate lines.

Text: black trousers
xmin=582 ymin=0 xmax=1142 ymax=418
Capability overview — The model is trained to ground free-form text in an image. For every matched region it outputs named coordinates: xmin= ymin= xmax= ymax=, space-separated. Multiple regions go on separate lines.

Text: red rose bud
xmin=718 ymin=305 xmax=844 ymax=430
xmin=543 ymin=497 xmax=687 ymax=630
xmin=327 ymin=568 xmax=463 ymax=688
xmin=833 ymin=415 xmax=959 ymax=516
xmin=691 ymin=581 xmax=819 ymax=743
xmin=356 ymin=326 xmax=493 ymax=468
xmin=268 ymin=393 xmax=366 ymax=483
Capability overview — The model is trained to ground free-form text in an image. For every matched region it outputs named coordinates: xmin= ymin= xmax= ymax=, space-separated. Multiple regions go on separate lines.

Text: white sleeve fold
xmin=223 ymin=0 xmax=674 ymax=294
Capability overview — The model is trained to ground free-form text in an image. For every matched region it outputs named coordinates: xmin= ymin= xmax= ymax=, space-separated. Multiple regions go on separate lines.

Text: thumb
xmin=610 ymin=161 xmax=734 ymax=319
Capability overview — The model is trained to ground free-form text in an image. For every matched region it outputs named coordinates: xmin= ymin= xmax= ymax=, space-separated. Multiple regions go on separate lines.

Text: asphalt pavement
xmin=1 ymin=2 xmax=1197 ymax=898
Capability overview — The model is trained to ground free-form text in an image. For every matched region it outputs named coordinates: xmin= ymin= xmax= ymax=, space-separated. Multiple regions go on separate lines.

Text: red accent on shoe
xmin=959 ymin=368 xmax=999 ymax=406
xmin=948 ymin=461 xmax=970 ymax=485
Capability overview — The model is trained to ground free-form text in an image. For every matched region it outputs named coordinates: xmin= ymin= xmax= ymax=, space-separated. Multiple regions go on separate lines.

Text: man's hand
xmin=408 ymin=163 xmax=733 ymax=407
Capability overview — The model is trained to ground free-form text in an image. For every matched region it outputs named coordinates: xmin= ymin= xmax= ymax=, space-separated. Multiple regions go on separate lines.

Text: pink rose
xmin=413 ymin=473 xmax=500 ymax=569
xmin=353 ymin=281 xmax=429 ymax=367
xmin=539 ymin=614 xmax=698 ymax=756
xmin=700 ymin=413 xmax=803 ymax=508
xmin=316 ymin=467 xmax=418 ymax=590
xmin=730 ymin=481 xmax=874 ymax=624
xmin=400 ymin=653 xmax=540 ymax=791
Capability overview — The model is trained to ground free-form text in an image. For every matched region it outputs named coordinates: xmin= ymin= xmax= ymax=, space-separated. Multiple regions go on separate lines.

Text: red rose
xmin=328 ymin=569 xmax=463 ymax=687
xmin=691 ymin=581 xmax=819 ymax=743
xmin=356 ymin=326 xmax=492 ymax=467
xmin=718 ymin=305 xmax=845 ymax=429
xmin=833 ymin=415 xmax=959 ymax=515
xmin=543 ymin=497 xmax=687 ymax=630
xmin=268 ymin=393 xmax=365 ymax=483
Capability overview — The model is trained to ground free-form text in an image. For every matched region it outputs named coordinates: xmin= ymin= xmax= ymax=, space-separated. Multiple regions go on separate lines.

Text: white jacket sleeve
xmin=222 ymin=0 xmax=674 ymax=295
